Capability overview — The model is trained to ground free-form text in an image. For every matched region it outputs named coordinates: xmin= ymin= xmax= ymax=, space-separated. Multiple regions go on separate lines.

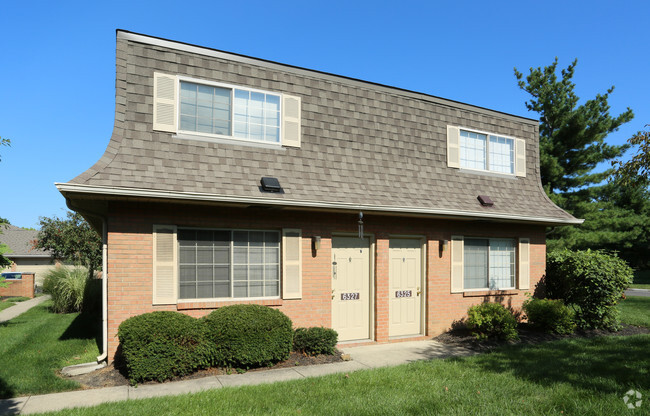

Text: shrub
xmin=466 ymin=302 xmax=519 ymax=341
xmin=42 ymin=267 xmax=89 ymax=313
xmin=546 ymin=249 xmax=633 ymax=330
xmin=523 ymin=298 xmax=576 ymax=334
xmin=117 ymin=311 xmax=212 ymax=383
xmin=293 ymin=327 xmax=338 ymax=356
xmin=203 ymin=304 xmax=293 ymax=368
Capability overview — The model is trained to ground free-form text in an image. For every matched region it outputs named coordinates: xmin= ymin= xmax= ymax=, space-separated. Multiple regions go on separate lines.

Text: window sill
xmin=174 ymin=132 xmax=285 ymax=151
xmin=462 ymin=290 xmax=518 ymax=297
xmin=177 ymin=298 xmax=283 ymax=310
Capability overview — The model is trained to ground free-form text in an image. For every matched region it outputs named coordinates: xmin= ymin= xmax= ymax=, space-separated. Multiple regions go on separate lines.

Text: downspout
xmin=96 ymin=219 xmax=108 ymax=363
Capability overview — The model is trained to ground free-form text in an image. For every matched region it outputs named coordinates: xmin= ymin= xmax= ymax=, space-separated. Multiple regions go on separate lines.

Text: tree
xmin=0 ymin=136 xmax=9 ymax=161
xmin=613 ymin=125 xmax=650 ymax=186
xmin=514 ymin=58 xmax=640 ymax=256
xmin=34 ymin=211 xmax=102 ymax=277
xmin=514 ymin=58 xmax=633 ymax=199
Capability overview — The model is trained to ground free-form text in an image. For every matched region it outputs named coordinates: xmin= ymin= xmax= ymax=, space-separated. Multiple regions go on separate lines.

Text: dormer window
xmin=447 ymin=125 xmax=526 ymax=177
xmin=153 ymin=73 xmax=301 ymax=147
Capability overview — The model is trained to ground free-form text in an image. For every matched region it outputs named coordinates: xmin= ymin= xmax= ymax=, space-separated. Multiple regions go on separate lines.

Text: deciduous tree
xmin=613 ymin=125 xmax=650 ymax=186
xmin=34 ymin=212 xmax=102 ymax=277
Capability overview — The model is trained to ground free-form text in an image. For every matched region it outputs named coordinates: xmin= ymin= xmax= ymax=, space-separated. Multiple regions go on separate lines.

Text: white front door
xmin=389 ymin=238 xmax=422 ymax=337
xmin=331 ymin=236 xmax=371 ymax=342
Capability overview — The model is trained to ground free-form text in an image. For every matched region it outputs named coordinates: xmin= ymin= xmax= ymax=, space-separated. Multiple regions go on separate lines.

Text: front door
xmin=331 ymin=236 xmax=371 ymax=341
xmin=389 ymin=238 xmax=423 ymax=337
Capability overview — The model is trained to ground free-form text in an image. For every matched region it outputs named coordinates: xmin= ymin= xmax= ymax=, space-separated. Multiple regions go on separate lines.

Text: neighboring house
xmin=57 ymin=30 xmax=581 ymax=362
xmin=0 ymin=224 xmax=55 ymax=288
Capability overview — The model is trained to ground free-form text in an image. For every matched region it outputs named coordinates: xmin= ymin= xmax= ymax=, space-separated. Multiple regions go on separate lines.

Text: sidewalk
xmin=0 ymin=340 xmax=473 ymax=415
xmin=0 ymin=295 xmax=50 ymax=324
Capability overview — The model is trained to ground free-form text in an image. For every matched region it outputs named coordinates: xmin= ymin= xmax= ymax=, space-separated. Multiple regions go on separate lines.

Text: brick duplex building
xmin=57 ymin=30 xmax=580 ymax=362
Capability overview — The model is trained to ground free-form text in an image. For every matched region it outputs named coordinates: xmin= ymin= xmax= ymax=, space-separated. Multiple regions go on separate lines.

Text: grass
xmin=619 ymin=296 xmax=650 ymax=327
xmin=0 ymin=301 xmax=100 ymax=399
xmin=38 ymin=334 xmax=649 ymax=416
xmin=630 ymin=269 xmax=650 ymax=289
xmin=0 ymin=296 xmax=29 ymax=312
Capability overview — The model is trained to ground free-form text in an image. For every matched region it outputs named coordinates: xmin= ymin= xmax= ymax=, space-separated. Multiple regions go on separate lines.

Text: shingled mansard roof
xmin=0 ymin=224 xmax=51 ymax=258
xmin=57 ymin=30 xmax=580 ymax=225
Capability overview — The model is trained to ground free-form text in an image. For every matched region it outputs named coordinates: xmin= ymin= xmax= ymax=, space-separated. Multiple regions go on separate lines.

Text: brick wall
xmin=104 ymin=200 xmax=545 ymax=361
xmin=0 ymin=273 xmax=35 ymax=298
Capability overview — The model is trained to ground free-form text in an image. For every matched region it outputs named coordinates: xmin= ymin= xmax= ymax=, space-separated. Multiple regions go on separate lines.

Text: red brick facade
xmin=105 ymin=200 xmax=545 ymax=361
xmin=0 ymin=273 xmax=35 ymax=298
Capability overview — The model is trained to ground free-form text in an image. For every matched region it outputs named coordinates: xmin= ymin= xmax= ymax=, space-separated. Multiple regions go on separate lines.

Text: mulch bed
xmin=433 ymin=323 xmax=650 ymax=353
xmin=67 ymin=350 xmax=344 ymax=389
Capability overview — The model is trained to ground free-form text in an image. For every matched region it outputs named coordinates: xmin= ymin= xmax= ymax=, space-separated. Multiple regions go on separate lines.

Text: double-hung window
xmin=459 ymin=129 xmax=515 ymax=174
xmin=447 ymin=126 xmax=525 ymax=177
xmin=463 ymin=238 xmax=515 ymax=290
xmin=153 ymin=73 xmax=301 ymax=147
xmin=178 ymin=229 xmax=280 ymax=300
xmin=179 ymin=81 xmax=281 ymax=143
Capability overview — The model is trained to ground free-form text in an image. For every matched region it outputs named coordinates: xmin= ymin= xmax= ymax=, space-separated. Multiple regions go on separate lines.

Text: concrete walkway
xmin=0 ymin=295 xmax=50 ymax=324
xmin=626 ymin=288 xmax=650 ymax=298
xmin=0 ymin=340 xmax=473 ymax=415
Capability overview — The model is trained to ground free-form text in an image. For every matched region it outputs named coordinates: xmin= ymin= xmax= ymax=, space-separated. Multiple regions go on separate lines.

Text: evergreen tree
xmin=514 ymin=58 xmax=645 ymax=262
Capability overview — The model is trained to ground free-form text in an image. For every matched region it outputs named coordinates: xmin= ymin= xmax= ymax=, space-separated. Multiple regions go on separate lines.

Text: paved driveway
xmin=625 ymin=288 xmax=650 ymax=298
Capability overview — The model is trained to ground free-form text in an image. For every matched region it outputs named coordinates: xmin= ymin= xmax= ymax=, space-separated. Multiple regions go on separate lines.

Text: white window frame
xmin=459 ymin=127 xmax=516 ymax=175
xmin=177 ymin=227 xmax=281 ymax=302
xmin=176 ymin=76 xmax=283 ymax=146
xmin=462 ymin=237 xmax=516 ymax=291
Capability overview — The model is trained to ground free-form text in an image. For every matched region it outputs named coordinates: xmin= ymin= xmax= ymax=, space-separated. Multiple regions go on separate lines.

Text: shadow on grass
xmin=464 ymin=335 xmax=649 ymax=394
xmin=0 ymin=376 xmax=16 ymax=403
xmin=59 ymin=312 xmax=102 ymax=352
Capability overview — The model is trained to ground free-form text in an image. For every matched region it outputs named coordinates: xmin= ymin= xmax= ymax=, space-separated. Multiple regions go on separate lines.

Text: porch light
xmin=439 ymin=240 xmax=448 ymax=257
xmin=312 ymin=236 xmax=321 ymax=251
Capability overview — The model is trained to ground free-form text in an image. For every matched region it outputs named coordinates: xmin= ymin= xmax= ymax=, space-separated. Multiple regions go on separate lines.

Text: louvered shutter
xmin=282 ymin=229 xmax=302 ymax=299
xmin=450 ymin=236 xmax=464 ymax=293
xmin=515 ymin=138 xmax=526 ymax=177
xmin=281 ymin=95 xmax=301 ymax=147
xmin=153 ymin=225 xmax=178 ymax=304
xmin=518 ymin=238 xmax=530 ymax=290
xmin=447 ymin=126 xmax=461 ymax=168
xmin=153 ymin=73 xmax=177 ymax=132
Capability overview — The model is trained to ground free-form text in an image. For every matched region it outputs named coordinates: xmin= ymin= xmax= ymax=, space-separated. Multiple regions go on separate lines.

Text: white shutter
xmin=153 ymin=225 xmax=178 ymax=304
xmin=447 ymin=126 xmax=460 ymax=168
xmin=515 ymin=138 xmax=526 ymax=177
xmin=153 ymin=73 xmax=177 ymax=133
xmin=518 ymin=238 xmax=530 ymax=290
xmin=450 ymin=236 xmax=464 ymax=293
xmin=282 ymin=228 xmax=302 ymax=299
xmin=281 ymin=95 xmax=301 ymax=147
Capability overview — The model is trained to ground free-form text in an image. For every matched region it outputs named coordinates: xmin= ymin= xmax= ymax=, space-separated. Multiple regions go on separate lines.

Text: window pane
xmin=460 ymin=130 xmax=487 ymax=170
xmin=177 ymin=229 xmax=279 ymax=300
xmin=464 ymin=239 xmax=488 ymax=289
xmin=489 ymin=136 xmax=514 ymax=174
xmin=265 ymin=281 xmax=279 ymax=297
xmin=179 ymin=82 xmax=231 ymax=136
xmin=489 ymin=240 xmax=515 ymax=289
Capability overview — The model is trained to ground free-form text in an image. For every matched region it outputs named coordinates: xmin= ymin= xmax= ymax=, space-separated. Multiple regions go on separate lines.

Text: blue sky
xmin=1 ymin=1 xmax=648 ymax=228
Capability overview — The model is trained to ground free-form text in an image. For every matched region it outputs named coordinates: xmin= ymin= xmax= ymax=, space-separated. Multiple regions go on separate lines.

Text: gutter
xmin=55 ymin=182 xmax=584 ymax=226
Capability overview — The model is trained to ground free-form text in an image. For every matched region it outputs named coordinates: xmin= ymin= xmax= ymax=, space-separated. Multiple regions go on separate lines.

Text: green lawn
xmin=39 ymin=334 xmax=649 ymax=416
xmin=0 ymin=301 xmax=100 ymax=399
xmin=619 ymin=296 xmax=650 ymax=327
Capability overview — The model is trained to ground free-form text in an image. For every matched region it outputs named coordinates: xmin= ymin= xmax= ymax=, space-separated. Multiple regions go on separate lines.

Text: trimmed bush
xmin=466 ymin=302 xmax=518 ymax=341
xmin=523 ymin=298 xmax=576 ymax=334
xmin=293 ymin=327 xmax=338 ymax=356
xmin=203 ymin=304 xmax=293 ymax=368
xmin=546 ymin=249 xmax=633 ymax=330
xmin=117 ymin=311 xmax=212 ymax=384
xmin=42 ymin=267 xmax=89 ymax=313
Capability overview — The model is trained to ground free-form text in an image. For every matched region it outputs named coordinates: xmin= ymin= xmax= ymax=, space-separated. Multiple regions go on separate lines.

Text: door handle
xmin=417 ymin=287 xmax=421 ymax=296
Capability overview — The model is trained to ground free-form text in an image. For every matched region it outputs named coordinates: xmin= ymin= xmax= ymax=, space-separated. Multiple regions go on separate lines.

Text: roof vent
xmin=478 ymin=195 xmax=494 ymax=207
xmin=260 ymin=177 xmax=282 ymax=193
